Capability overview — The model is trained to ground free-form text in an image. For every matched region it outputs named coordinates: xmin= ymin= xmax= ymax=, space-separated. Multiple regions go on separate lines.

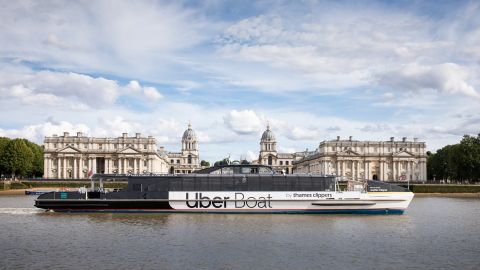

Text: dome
xmin=182 ymin=123 xmax=197 ymax=141
xmin=261 ymin=123 xmax=275 ymax=142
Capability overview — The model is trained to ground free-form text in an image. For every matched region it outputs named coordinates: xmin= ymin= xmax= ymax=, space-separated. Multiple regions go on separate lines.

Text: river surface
xmin=0 ymin=195 xmax=479 ymax=270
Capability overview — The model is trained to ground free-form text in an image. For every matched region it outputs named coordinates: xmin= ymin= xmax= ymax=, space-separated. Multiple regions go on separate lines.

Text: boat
xmin=34 ymin=164 xmax=414 ymax=214
xmin=25 ymin=188 xmax=59 ymax=195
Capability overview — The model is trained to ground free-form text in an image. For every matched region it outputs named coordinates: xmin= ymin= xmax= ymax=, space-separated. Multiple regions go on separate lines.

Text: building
xmin=43 ymin=124 xmax=202 ymax=179
xmin=43 ymin=132 xmax=169 ymax=179
xmin=293 ymin=136 xmax=427 ymax=182
xmin=257 ymin=124 xmax=310 ymax=174
xmin=165 ymin=123 xmax=201 ymax=174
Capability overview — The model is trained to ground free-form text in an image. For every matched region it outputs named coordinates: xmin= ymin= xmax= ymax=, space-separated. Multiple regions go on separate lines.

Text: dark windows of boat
xmin=298 ymin=177 xmax=313 ymax=191
xmin=195 ymin=176 xmax=209 ymax=191
xmin=209 ymin=177 xmax=222 ymax=191
xmin=258 ymin=167 xmax=273 ymax=174
xmin=132 ymin=183 xmax=141 ymax=191
xmin=268 ymin=156 xmax=273 ymax=165
xmin=188 ymin=155 xmax=192 ymax=164
xmin=148 ymin=184 xmax=156 ymax=191
xmin=260 ymin=175 xmax=273 ymax=190
xmin=247 ymin=177 xmax=260 ymax=191
xmin=273 ymin=177 xmax=288 ymax=191
xmin=183 ymin=177 xmax=195 ymax=191
xmin=222 ymin=177 xmax=234 ymax=190
xmin=156 ymin=179 xmax=168 ymax=191
xmin=312 ymin=178 xmax=325 ymax=190
xmin=169 ymin=178 xmax=183 ymax=191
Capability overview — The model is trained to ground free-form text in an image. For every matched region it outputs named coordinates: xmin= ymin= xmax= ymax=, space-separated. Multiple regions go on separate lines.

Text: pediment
xmin=118 ymin=147 xmax=141 ymax=154
xmin=394 ymin=150 xmax=414 ymax=157
xmin=58 ymin=146 xmax=81 ymax=153
xmin=340 ymin=149 xmax=360 ymax=156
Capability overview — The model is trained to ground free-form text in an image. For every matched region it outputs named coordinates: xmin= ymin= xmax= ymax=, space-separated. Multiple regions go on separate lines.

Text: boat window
xmin=132 ymin=183 xmax=141 ymax=191
xmin=169 ymin=178 xmax=183 ymax=191
xmin=241 ymin=167 xmax=252 ymax=174
xmin=156 ymin=180 xmax=168 ymax=191
xmin=222 ymin=177 xmax=234 ymax=190
xmin=183 ymin=178 xmax=194 ymax=191
xmin=259 ymin=175 xmax=273 ymax=191
xmin=209 ymin=177 xmax=222 ymax=191
xmin=196 ymin=177 xmax=209 ymax=191
xmin=298 ymin=177 xmax=312 ymax=191
xmin=221 ymin=167 xmax=234 ymax=174
xmin=273 ymin=178 xmax=288 ymax=191
xmin=258 ymin=167 xmax=273 ymax=174
xmin=312 ymin=179 xmax=325 ymax=191
xmin=247 ymin=177 xmax=260 ymax=191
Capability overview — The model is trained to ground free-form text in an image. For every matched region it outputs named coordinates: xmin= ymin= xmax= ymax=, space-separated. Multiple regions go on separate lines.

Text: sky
xmin=0 ymin=0 xmax=479 ymax=163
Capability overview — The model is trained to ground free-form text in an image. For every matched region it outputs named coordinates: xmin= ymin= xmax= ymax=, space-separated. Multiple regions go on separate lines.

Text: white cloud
xmin=378 ymin=63 xmax=479 ymax=98
xmin=143 ymin=86 xmax=163 ymax=101
xmin=223 ymin=109 xmax=264 ymax=135
xmin=0 ymin=120 xmax=90 ymax=143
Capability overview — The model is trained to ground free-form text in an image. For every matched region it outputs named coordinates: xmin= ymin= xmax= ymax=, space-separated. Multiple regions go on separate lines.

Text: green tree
xmin=214 ymin=158 xmax=230 ymax=167
xmin=0 ymin=137 xmax=11 ymax=176
xmin=24 ymin=140 xmax=44 ymax=177
xmin=200 ymin=160 xmax=210 ymax=167
xmin=0 ymin=139 xmax=34 ymax=178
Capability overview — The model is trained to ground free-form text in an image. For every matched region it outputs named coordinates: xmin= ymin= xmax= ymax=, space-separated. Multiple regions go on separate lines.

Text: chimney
xmin=336 ymin=136 xmax=340 ymax=141
xmin=413 ymin=138 xmax=418 ymax=142
xmin=77 ymin=132 xmax=83 ymax=137
xmin=390 ymin=137 xmax=394 ymax=142
xmin=135 ymin=133 xmax=141 ymax=138
xmin=122 ymin=133 xmax=127 ymax=139
xmin=349 ymin=136 xmax=352 ymax=141
xmin=402 ymin=137 xmax=407 ymax=142
xmin=64 ymin=132 xmax=69 ymax=137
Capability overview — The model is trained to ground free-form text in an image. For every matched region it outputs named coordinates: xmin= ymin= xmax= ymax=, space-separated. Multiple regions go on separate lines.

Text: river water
xmin=0 ymin=195 xmax=479 ymax=270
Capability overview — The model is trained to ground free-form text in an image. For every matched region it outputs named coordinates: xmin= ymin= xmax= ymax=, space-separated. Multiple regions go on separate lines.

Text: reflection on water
xmin=0 ymin=195 xmax=479 ymax=270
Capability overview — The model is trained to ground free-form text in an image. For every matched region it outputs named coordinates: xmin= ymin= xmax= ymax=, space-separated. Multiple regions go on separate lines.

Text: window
xmin=54 ymin=143 xmax=57 ymax=148
xmin=280 ymin=161 xmax=283 ymax=165
xmin=144 ymin=144 xmax=147 ymax=149
xmin=99 ymin=144 xmax=102 ymax=150
xmin=286 ymin=161 xmax=289 ymax=165
xmin=177 ymin=159 xmax=180 ymax=164
xmin=268 ymin=156 xmax=273 ymax=165
xmin=132 ymin=183 xmax=141 ymax=191
xmin=171 ymin=159 xmax=174 ymax=164
xmin=188 ymin=155 xmax=192 ymax=164
xmin=144 ymin=160 xmax=147 ymax=166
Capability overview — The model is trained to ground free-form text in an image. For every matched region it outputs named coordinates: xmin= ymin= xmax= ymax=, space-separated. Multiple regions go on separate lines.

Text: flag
xmin=87 ymin=169 xmax=93 ymax=178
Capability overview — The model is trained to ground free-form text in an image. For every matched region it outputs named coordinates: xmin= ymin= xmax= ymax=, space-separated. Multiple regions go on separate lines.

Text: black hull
xmin=35 ymin=200 xmax=173 ymax=211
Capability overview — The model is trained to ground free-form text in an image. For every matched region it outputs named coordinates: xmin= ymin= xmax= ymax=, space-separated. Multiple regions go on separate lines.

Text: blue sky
xmin=0 ymin=0 xmax=479 ymax=162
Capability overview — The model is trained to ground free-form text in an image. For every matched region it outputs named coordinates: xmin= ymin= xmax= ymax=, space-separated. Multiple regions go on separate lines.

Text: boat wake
xmin=0 ymin=208 xmax=43 ymax=215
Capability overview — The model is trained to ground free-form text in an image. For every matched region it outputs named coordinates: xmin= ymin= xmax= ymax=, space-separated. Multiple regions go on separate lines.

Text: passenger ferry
xmin=35 ymin=165 xmax=414 ymax=214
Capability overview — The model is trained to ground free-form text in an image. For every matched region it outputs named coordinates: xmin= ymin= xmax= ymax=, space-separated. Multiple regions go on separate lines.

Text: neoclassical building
xmin=293 ymin=136 xmax=427 ymax=182
xmin=257 ymin=124 xmax=310 ymax=174
xmin=43 ymin=124 xmax=202 ymax=179
xmin=165 ymin=123 xmax=200 ymax=174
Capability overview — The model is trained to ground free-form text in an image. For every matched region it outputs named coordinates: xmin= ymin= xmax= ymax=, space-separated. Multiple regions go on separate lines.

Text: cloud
xmin=0 ymin=120 xmax=90 ymax=143
xmin=378 ymin=63 xmax=479 ymax=98
xmin=223 ymin=109 xmax=264 ymax=135
xmin=143 ymin=86 xmax=163 ymax=101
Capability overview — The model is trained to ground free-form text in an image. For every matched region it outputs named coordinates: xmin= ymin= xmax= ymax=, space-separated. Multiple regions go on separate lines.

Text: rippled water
xmin=0 ymin=195 xmax=479 ymax=270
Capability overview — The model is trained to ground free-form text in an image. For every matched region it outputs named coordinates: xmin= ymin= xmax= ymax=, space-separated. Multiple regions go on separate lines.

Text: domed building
xmin=165 ymin=123 xmax=201 ymax=174
xmin=258 ymin=123 xmax=308 ymax=174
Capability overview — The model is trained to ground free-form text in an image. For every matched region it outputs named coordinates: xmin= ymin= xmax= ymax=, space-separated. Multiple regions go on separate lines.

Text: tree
xmin=240 ymin=159 xmax=250 ymax=165
xmin=24 ymin=140 xmax=44 ymax=177
xmin=214 ymin=158 xmax=230 ymax=167
xmin=0 ymin=139 xmax=34 ymax=178
xmin=0 ymin=137 xmax=11 ymax=176
xmin=200 ymin=160 xmax=210 ymax=167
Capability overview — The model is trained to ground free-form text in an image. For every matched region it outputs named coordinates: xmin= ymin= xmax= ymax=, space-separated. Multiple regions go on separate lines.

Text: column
xmin=379 ymin=161 xmax=383 ymax=181
xmin=134 ymin=158 xmax=138 ymax=174
xmin=44 ymin=158 xmax=48 ymax=178
xmin=88 ymin=158 xmax=92 ymax=173
xmin=147 ymin=158 xmax=152 ymax=172
xmin=393 ymin=160 xmax=396 ymax=181
xmin=73 ymin=157 xmax=77 ymax=179
xmin=123 ymin=158 xmax=127 ymax=173
xmin=92 ymin=158 xmax=97 ymax=174
xmin=352 ymin=161 xmax=356 ymax=180
xmin=364 ymin=161 xmax=368 ymax=180
xmin=118 ymin=158 xmax=122 ymax=174
xmin=62 ymin=158 xmax=66 ymax=179
xmin=78 ymin=158 xmax=83 ymax=179
xmin=57 ymin=158 xmax=61 ymax=178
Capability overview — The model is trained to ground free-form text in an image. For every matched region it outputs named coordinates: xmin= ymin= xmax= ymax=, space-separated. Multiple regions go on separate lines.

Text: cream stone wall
xmin=43 ymin=132 xmax=169 ymax=179
xmin=293 ymin=136 xmax=427 ymax=182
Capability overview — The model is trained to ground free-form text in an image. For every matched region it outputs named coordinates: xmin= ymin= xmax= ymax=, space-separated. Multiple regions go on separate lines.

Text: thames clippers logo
xmin=185 ymin=193 xmax=273 ymax=209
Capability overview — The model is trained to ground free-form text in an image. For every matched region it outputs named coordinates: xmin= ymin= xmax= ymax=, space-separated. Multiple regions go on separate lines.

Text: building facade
xmin=43 ymin=124 xmax=202 ymax=179
xmin=43 ymin=132 xmax=169 ymax=179
xmin=166 ymin=123 xmax=201 ymax=174
xmin=293 ymin=136 xmax=427 ymax=182
xmin=257 ymin=124 xmax=309 ymax=174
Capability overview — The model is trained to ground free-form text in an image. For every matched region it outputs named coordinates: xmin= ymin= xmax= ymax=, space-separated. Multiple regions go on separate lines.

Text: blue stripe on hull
xmin=51 ymin=209 xmax=405 ymax=215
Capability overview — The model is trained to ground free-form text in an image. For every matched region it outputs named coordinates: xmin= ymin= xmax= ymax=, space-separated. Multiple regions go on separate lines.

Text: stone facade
xmin=43 ymin=124 xmax=202 ymax=179
xmin=165 ymin=123 xmax=201 ymax=174
xmin=257 ymin=124 xmax=309 ymax=174
xmin=293 ymin=136 xmax=427 ymax=182
xmin=43 ymin=132 xmax=169 ymax=179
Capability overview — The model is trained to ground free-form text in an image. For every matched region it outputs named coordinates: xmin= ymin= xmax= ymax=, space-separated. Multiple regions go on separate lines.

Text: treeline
xmin=0 ymin=137 xmax=44 ymax=179
xmin=427 ymin=134 xmax=480 ymax=182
